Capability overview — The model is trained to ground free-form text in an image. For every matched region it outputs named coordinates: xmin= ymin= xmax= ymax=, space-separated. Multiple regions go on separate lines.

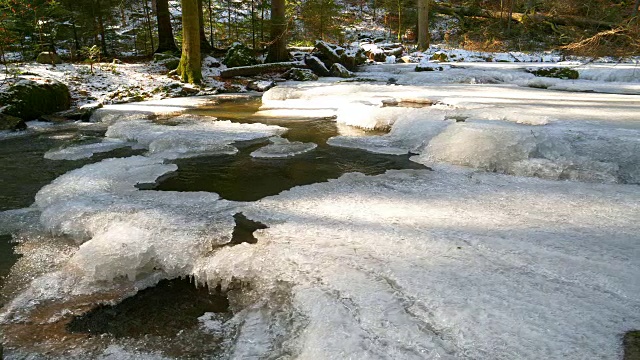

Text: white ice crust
xmin=250 ymin=137 xmax=317 ymax=158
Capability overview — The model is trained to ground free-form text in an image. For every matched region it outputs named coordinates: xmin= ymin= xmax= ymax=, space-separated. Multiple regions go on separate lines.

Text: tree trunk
xmin=417 ymin=0 xmax=429 ymax=51
xmin=198 ymin=0 xmax=213 ymax=53
xmin=266 ymin=0 xmax=289 ymax=62
xmin=95 ymin=0 xmax=108 ymax=57
xmin=397 ymin=0 xmax=402 ymax=42
xmin=155 ymin=0 xmax=178 ymax=53
xmin=144 ymin=0 xmax=156 ymax=55
xmin=178 ymin=0 xmax=202 ymax=84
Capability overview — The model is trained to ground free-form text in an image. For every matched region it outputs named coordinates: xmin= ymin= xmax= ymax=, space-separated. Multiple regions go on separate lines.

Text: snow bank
xmin=250 ymin=137 xmax=317 ymax=158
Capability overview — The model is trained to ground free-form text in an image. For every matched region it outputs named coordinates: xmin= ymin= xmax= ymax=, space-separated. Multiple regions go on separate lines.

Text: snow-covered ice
xmin=250 ymin=137 xmax=317 ymax=158
xmin=44 ymin=139 xmax=133 ymax=160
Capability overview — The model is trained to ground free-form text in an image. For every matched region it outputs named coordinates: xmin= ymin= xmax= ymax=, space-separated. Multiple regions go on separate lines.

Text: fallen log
xmin=220 ymin=62 xmax=306 ymax=78
xmin=431 ymin=4 xmax=615 ymax=30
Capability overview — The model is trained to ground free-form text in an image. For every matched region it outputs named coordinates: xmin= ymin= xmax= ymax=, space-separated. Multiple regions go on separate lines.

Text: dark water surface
xmin=157 ymin=100 xmax=426 ymax=201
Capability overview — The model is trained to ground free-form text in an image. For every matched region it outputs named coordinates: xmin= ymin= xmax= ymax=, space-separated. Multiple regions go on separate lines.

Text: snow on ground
xmin=0 ymin=57 xmax=225 ymax=108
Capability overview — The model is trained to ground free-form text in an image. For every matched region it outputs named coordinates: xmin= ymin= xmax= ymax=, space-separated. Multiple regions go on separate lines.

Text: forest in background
xmin=0 ymin=0 xmax=638 ymax=65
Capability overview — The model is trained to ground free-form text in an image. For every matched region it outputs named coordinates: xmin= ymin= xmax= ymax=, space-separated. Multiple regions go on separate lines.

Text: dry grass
xmin=561 ymin=24 xmax=640 ymax=57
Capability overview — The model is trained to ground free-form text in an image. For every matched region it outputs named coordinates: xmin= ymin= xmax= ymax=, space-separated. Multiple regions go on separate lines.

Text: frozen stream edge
xmin=0 ymin=78 xmax=638 ymax=358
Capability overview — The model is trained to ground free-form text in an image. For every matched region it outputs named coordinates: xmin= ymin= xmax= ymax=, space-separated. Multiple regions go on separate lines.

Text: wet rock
xmin=304 ymin=55 xmax=330 ymax=76
xmin=223 ymin=43 xmax=258 ymax=68
xmin=0 ymin=77 xmax=71 ymax=121
xmin=330 ymin=63 xmax=354 ymax=78
xmin=283 ymin=68 xmax=319 ymax=81
xmin=36 ymin=51 xmax=62 ymax=64
xmin=527 ymin=67 xmax=579 ymax=80
xmin=0 ymin=113 xmax=27 ymax=131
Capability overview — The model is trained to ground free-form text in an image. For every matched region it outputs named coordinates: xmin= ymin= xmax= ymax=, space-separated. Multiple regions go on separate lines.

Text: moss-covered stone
xmin=153 ymin=51 xmax=179 ymax=62
xmin=223 ymin=43 xmax=258 ymax=68
xmin=0 ymin=113 xmax=27 ymax=131
xmin=0 ymin=77 xmax=71 ymax=121
xmin=36 ymin=52 xmax=63 ymax=64
xmin=163 ymin=59 xmax=180 ymax=70
xmin=283 ymin=68 xmax=319 ymax=81
xmin=527 ymin=67 xmax=579 ymax=80
xmin=430 ymin=52 xmax=449 ymax=62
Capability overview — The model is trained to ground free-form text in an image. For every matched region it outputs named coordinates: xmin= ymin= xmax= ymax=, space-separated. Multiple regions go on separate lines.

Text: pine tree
xmin=266 ymin=0 xmax=288 ymax=62
xmin=417 ymin=0 xmax=429 ymax=50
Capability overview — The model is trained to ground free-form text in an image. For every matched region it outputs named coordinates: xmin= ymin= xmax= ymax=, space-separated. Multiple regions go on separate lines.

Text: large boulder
xmin=223 ymin=43 xmax=258 ymax=68
xmin=0 ymin=77 xmax=71 ymax=121
xmin=304 ymin=55 xmax=330 ymax=76
xmin=36 ymin=52 xmax=63 ymax=64
xmin=0 ymin=113 xmax=27 ymax=131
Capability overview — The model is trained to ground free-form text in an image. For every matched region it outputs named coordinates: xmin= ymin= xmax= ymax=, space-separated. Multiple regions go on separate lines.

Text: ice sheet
xmin=105 ymin=115 xmax=286 ymax=159
xmin=44 ymin=139 xmax=133 ymax=160
xmin=195 ymin=169 xmax=640 ymax=359
xmin=250 ymin=137 xmax=317 ymax=158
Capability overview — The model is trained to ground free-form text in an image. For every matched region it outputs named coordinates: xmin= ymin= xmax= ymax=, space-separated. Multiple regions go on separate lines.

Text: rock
xmin=0 ymin=113 xmax=27 ymax=131
xmin=153 ymin=51 xmax=178 ymax=62
xmin=304 ymin=55 xmax=331 ymax=76
xmin=247 ymin=80 xmax=277 ymax=92
xmin=330 ymin=63 xmax=354 ymax=78
xmin=430 ymin=52 xmax=449 ymax=62
xmin=112 ymin=59 xmax=123 ymax=64
xmin=526 ymin=67 xmax=579 ymax=80
xmin=36 ymin=52 xmax=62 ymax=64
xmin=283 ymin=68 xmax=319 ymax=81
xmin=181 ymin=86 xmax=200 ymax=95
xmin=223 ymin=43 xmax=258 ymax=68
xmin=0 ymin=77 xmax=71 ymax=121
xmin=163 ymin=59 xmax=180 ymax=70
xmin=415 ymin=61 xmax=445 ymax=72
xmin=45 ymin=102 xmax=104 ymax=122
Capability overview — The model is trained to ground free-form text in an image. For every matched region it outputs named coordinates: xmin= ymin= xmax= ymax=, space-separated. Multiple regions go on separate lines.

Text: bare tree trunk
xmin=266 ymin=0 xmax=289 ymax=62
xmin=178 ymin=0 xmax=202 ymax=84
xmin=397 ymin=0 xmax=402 ymax=42
xmin=155 ymin=0 xmax=178 ymax=53
xmin=208 ymin=0 xmax=215 ymax=47
xmin=95 ymin=0 xmax=108 ymax=57
xmin=251 ymin=0 xmax=256 ymax=50
xmin=144 ymin=0 xmax=156 ymax=55
xmin=417 ymin=0 xmax=429 ymax=50
xmin=198 ymin=0 xmax=213 ymax=53
xmin=227 ymin=0 xmax=232 ymax=44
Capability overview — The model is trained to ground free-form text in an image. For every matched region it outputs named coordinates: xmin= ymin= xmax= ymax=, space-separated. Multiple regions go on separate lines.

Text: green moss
xmin=223 ymin=43 xmax=258 ymax=68
xmin=527 ymin=67 xmax=579 ymax=80
xmin=163 ymin=59 xmax=180 ymax=70
xmin=430 ymin=52 xmax=449 ymax=62
xmin=0 ymin=113 xmax=27 ymax=130
xmin=0 ymin=78 xmax=71 ymax=121
xmin=177 ymin=59 xmax=202 ymax=85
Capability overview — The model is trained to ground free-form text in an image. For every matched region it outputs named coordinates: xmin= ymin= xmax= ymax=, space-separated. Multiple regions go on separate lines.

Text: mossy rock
xmin=163 ymin=59 xmax=180 ymax=70
xmin=283 ymin=68 xmax=319 ymax=81
xmin=430 ymin=52 xmax=449 ymax=62
xmin=36 ymin=52 xmax=63 ymax=64
xmin=527 ymin=67 xmax=579 ymax=80
xmin=0 ymin=113 xmax=27 ymax=131
xmin=153 ymin=51 xmax=179 ymax=62
xmin=0 ymin=77 xmax=71 ymax=121
xmin=223 ymin=43 xmax=258 ymax=68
